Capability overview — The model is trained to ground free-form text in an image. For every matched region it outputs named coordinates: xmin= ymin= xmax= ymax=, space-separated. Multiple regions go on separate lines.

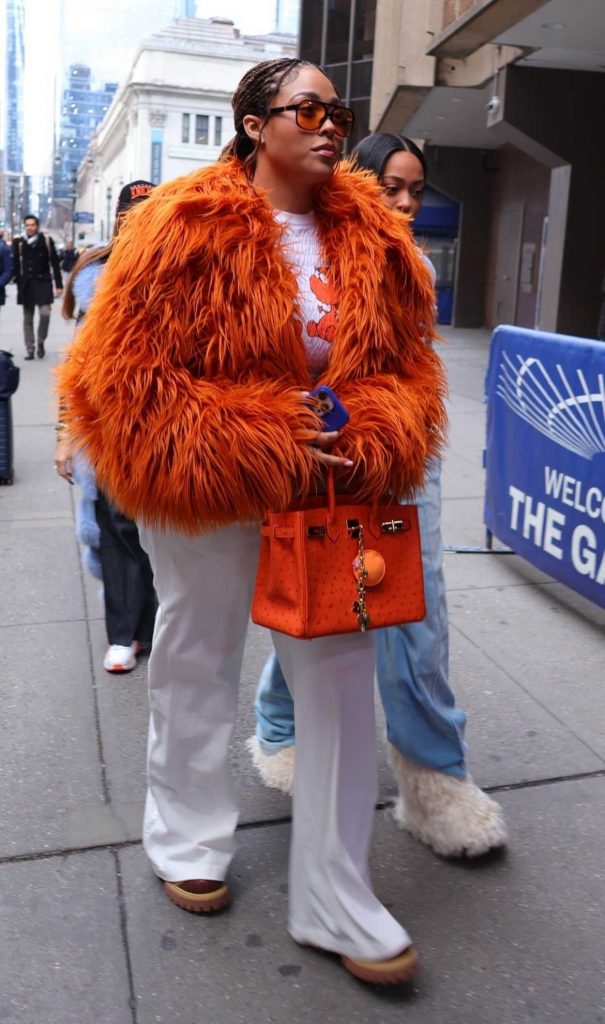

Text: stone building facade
xmin=76 ymin=17 xmax=296 ymax=243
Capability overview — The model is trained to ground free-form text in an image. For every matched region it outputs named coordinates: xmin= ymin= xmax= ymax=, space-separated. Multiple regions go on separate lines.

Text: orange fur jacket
xmin=58 ymin=158 xmax=447 ymax=534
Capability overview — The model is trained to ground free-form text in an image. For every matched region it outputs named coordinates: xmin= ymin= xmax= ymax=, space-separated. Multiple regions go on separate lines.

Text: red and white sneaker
xmin=103 ymin=642 xmax=140 ymax=673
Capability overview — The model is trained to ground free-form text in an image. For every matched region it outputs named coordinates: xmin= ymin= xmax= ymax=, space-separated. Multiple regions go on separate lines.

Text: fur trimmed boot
xmin=246 ymin=736 xmax=295 ymax=795
xmin=388 ymin=745 xmax=507 ymax=858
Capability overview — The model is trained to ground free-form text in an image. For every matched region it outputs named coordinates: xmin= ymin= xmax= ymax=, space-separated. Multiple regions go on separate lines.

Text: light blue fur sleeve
xmin=72 ymin=259 xmax=105 ymax=313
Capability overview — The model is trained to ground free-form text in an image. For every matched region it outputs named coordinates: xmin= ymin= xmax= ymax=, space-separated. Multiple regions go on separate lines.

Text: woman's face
xmin=380 ymin=151 xmax=425 ymax=219
xmin=249 ymin=66 xmax=344 ymax=187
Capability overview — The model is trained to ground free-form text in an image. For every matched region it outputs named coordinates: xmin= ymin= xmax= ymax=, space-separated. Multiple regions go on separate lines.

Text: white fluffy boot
xmin=388 ymin=745 xmax=507 ymax=857
xmin=246 ymin=736 xmax=295 ymax=796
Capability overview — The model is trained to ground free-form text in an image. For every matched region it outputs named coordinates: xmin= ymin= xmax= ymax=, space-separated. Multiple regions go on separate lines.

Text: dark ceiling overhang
xmin=427 ymin=0 xmax=550 ymax=59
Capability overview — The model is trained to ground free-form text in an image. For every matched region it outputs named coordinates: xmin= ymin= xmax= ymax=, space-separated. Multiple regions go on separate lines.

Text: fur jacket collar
xmin=58 ymin=159 xmax=446 ymax=533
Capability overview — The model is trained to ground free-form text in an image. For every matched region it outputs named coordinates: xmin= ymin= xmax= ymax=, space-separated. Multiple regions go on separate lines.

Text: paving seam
xmin=0 ymin=615 xmax=91 ymax=629
xmin=69 ymin=481 xmax=112 ymax=804
xmin=113 ymin=849 xmax=139 ymax=1024
xmin=3 ymin=770 xmax=605 ymax=866
xmin=446 ymin=578 xmax=558 ymax=592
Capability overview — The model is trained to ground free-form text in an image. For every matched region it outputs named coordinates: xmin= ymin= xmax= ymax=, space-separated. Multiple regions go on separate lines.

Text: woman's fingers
xmin=312 ymin=450 xmax=354 ymax=468
xmin=55 ymin=458 xmax=74 ymax=483
xmin=302 ymin=427 xmax=354 ymax=467
xmin=313 ymin=429 xmax=340 ymax=447
xmin=300 ymin=422 xmax=354 ymax=467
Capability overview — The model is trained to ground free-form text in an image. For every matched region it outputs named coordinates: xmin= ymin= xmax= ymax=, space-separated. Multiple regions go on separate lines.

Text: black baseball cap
xmin=115 ymin=180 xmax=155 ymax=216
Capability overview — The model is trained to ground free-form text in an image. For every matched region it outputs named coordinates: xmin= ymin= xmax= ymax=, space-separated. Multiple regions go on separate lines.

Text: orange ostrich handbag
xmin=252 ymin=470 xmax=425 ymax=639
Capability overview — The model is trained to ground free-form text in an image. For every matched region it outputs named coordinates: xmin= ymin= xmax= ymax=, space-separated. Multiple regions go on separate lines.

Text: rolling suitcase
xmin=0 ymin=397 xmax=14 ymax=485
xmin=0 ymin=351 xmax=19 ymax=486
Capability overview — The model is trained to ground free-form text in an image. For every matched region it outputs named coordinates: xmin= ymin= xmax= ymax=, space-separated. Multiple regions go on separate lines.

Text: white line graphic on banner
xmin=496 ymin=351 xmax=605 ymax=460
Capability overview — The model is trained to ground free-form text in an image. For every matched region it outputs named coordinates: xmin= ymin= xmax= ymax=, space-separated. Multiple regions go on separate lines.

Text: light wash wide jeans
xmin=254 ymin=458 xmax=469 ymax=779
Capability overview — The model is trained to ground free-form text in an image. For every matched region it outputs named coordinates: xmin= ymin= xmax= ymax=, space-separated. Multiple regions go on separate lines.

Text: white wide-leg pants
xmin=139 ymin=522 xmax=410 ymax=960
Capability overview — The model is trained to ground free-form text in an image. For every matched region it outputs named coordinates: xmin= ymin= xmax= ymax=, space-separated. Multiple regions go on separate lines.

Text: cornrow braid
xmin=221 ymin=57 xmax=314 ymax=171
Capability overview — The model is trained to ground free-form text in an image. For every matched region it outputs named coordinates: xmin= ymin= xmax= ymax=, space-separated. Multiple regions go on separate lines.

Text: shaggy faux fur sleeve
xmin=330 ymin=353 xmax=447 ymax=501
xmin=332 ymin=257 xmax=447 ymax=499
xmin=57 ymin=185 xmax=320 ymax=534
xmin=316 ymin=196 xmax=448 ymax=501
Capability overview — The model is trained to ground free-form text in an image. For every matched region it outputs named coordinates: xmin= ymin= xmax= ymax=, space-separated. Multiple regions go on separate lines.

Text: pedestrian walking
xmin=55 ymin=181 xmax=157 ymax=674
xmin=60 ymin=241 xmax=79 ymax=275
xmin=0 ymin=232 xmax=13 ymax=338
xmin=58 ymin=59 xmax=446 ymax=985
xmin=12 ymin=215 xmax=63 ymax=360
xmin=249 ymin=132 xmax=508 ymax=859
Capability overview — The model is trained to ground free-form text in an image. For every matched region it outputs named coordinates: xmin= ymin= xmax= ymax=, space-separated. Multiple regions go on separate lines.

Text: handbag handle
xmin=326 ymin=468 xmax=381 ymax=538
xmin=260 ymin=470 xmax=383 ymax=540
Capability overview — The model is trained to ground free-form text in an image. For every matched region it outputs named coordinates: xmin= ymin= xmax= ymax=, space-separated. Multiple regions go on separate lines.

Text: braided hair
xmin=222 ymin=57 xmax=314 ymax=171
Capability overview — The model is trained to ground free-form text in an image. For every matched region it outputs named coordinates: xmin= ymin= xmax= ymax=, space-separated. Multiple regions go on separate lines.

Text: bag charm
xmin=351 ymin=522 xmax=370 ymax=631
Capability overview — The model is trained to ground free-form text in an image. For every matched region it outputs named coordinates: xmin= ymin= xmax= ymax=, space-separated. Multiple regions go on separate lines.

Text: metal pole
xmin=345 ymin=0 xmax=357 ymax=107
xmin=106 ymin=187 xmax=111 ymax=241
xmin=71 ymin=172 xmax=77 ymax=245
xmin=320 ymin=0 xmax=328 ymax=67
xmin=9 ymin=184 xmax=16 ymax=237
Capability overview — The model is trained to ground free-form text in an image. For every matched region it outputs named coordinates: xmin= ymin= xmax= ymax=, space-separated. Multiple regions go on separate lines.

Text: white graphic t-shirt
xmin=274 ymin=209 xmax=338 ymax=380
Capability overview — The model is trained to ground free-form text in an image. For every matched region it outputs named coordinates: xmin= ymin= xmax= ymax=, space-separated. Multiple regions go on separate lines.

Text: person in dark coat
xmin=12 ymin=214 xmax=63 ymax=359
xmin=0 ymin=232 xmax=13 ymax=337
xmin=61 ymin=241 xmax=79 ymax=274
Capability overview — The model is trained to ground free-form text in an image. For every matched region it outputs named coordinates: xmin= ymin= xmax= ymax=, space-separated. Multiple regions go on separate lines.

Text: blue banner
xmin=484 ymin=326 xmax=605 ymax=608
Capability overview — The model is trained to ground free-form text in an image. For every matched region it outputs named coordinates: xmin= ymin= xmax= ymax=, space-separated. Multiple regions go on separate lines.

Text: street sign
xmin=74 ymin=211 xmax=94 ymax=224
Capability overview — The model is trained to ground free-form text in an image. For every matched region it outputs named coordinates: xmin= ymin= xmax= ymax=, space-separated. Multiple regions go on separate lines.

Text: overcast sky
xmin=19 ymin=0 xmax=279 ymax=175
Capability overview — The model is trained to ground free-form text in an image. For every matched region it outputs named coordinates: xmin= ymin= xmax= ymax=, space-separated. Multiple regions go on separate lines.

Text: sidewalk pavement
xmin=1 ymin=287 xmax=604 ymax=1024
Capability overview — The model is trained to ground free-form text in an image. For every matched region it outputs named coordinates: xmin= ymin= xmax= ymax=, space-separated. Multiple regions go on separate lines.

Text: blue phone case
xmin=309 ymin=385 xmax=350 ymax=431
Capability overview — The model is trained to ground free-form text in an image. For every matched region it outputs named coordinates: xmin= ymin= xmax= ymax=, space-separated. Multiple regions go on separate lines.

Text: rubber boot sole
xmin=341 ymin=945 xmax=419 ymax=985
xmin=164 ymin=881 xmax=230 ymax=913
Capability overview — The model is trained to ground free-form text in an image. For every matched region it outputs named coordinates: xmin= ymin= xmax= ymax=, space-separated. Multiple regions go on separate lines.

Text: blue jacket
xmin=0 ymin=241 xmax=13 ymax=305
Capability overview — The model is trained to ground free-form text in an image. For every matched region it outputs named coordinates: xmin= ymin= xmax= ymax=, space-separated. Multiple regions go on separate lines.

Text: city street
xmin=1 ymin=289 xmax=604 ymax=1024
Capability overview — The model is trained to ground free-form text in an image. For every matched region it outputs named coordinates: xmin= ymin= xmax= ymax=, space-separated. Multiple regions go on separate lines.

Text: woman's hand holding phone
xmin=298 ymin=389 xmax=354 ymax=469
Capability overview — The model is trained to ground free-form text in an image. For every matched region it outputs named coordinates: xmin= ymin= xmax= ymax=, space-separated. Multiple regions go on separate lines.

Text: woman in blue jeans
xmin=248 ymin=133 xmax=507 ymax=858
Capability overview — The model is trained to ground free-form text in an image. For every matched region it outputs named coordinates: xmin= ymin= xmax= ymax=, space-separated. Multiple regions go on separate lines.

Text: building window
xmin=214 ymin=116 xmax=222 ymax=147
xmin=353 ymin=0 xmax=376 ymax=60
xmin=325 ymin=0 xmax=351 ymax=64
xmin=195 ymin=114 xmax=209 ymax=145
xmin=182 ymin=113 xmax=190 ymax=143
xmin=300 ymin=0 xmax=323 ymax=63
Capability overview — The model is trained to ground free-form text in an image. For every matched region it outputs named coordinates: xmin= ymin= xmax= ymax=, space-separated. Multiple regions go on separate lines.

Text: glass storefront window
xmin=348 ymin=97 xmax=371 ymax=149
xmin=323 ymin=62 xmax=347 ymax=96
xmin=353 ymin=0 xmax=376 ymax=60
xmin=325 ymin=0 xmax=351 ymax=64
xmin=300 ymin=0 xmax=323 ymax=62
xmin=350 ymin=59 xmax=372 ymax=96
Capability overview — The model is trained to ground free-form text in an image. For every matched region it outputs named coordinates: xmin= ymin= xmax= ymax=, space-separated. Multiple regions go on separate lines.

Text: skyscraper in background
xmin=6 ymin=0 xmax=25 ymax=173
xmin=53 ymin=65 xmax=118 ymax=200
xmin=48 ymin=0 xmax=195 ymax=221
xmin=2 ymin=0 xmax=27 ymax=232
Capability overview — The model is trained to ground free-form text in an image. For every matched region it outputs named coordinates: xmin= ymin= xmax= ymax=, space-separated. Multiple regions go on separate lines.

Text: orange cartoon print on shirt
xmin=307 ymin=267 xmax=338 ymax=343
